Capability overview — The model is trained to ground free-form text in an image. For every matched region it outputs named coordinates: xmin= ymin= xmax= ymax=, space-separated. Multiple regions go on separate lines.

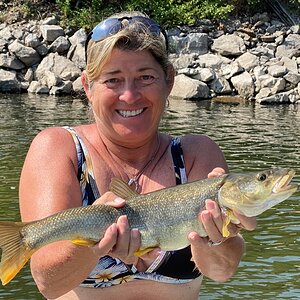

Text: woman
xmin=19 ymin=11 xmax=256 ymax=300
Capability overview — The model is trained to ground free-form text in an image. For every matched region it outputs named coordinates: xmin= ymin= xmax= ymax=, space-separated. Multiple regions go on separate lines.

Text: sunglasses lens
xmin=91 ymin=18 xmax=122 ymax=41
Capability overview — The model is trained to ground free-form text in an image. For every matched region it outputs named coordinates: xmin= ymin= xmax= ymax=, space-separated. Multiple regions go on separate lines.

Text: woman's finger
xmin=92 ymin=223 xmax=118 ymax=256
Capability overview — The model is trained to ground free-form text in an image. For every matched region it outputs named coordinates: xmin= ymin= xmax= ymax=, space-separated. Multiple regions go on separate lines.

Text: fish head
xmin=218 ymin=168 xmax=298 ymax=217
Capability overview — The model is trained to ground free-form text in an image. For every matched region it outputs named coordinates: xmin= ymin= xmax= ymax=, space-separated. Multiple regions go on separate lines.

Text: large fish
xmin=0 ymin=168 xmax=298 ymax=285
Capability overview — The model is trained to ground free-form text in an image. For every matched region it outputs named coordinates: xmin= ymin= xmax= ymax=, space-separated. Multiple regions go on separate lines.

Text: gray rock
xmin=197 ymin=53 xmax=229 ymax=69
xmin=0 ymin=69 xmax=21 ymax=92
xmin=40 ymin=25 xmax=65 ymax=42
xmin=0 ymin=53 xmax=25 ymax=70
xmin=192 ymin=68 xmax=215 ymax=82
xmin=49 ymin=36 xmax=71 ymax=54
xmin=220 ymin=62 xmax=243 ymax=79
xmin=24 ymin=33 xmax=41 ymax=48
xmin=209 ymin=76 xmax=232 ymax=94
xmin=49 ymin=81 xmax=73 ymax=95
xmin=280 ymin=57 xmax=298 ymax=73
xmin=170 ymin=74 xmax=210 ymax=99
xmin=8 ymin=40 xmax=40 ymax=66
xmin=211 ymin=34 xmax=246 ymax=56
xmin=284 ymin=72 xmax=300 ymax=85
xmin=257 ymin=91 xmax=291 ymax=104
xmin=28 ymin=81 xmax=49 ymax=93
xmin=276 ymin=34 xmax=300 ymax=58
xmin=235 ymin=52 xmax=259 ymax=71
xmin=180 ymin=33 xmax=208 ymax=55
xmin=36 ymin=53 xmax=81 ymax=81
xmin=267 ymin=65 xmax=287 ymax=77
xmin=231 ymin=71 xmax=255 ymax=99
xmin=72 ymin=76 xmax=84 ymax=93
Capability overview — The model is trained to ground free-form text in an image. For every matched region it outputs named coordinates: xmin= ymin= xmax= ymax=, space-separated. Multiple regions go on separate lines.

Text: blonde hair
xmin=85 ymin=12 xmax=169 ymax=83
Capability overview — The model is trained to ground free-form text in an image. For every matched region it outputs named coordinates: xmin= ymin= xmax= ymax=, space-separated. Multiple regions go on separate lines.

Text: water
xmin=0 ymin=94 xmax=299 ymax=299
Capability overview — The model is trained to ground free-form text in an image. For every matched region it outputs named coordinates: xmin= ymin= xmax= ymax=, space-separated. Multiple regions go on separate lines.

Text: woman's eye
xmin=138 ymin=75 xmax=156 ymax=85
xmin=104 ymin=78 xmax=120 ymax=88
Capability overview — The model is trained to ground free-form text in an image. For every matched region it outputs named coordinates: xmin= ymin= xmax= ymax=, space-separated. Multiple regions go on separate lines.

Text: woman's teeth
xmin=118 ymin=109 xmax=144 ymax=118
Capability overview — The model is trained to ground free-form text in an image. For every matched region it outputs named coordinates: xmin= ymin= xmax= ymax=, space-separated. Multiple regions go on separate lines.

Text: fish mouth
xmin=272 ymin=169 xmax=296 ymax=194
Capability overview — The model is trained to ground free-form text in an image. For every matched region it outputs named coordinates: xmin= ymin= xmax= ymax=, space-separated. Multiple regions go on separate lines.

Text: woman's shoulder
xmin=180 ymin=134 xmax=219 ymax=151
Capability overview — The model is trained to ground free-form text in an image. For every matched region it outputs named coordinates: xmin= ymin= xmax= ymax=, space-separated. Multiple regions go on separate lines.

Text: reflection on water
xmin=0 ymin=94 xmax=299 ymax=299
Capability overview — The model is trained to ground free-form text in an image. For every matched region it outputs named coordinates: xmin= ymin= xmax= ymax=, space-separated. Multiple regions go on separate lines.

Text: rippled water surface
xmin=0 ymin=94 xmax=299 ymax=299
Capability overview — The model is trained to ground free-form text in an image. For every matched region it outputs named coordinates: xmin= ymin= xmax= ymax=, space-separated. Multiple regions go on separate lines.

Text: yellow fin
xmin=71 ymin=239 xmax=97 ymax=247
xmin=222 ymin=210 xmax=236 ymax=238
xmin=134 ymin=247 xmax=157 ymax=257
xmin=0 ymin=221 xmax=35 ymax=285
xmin=110 ymin=177 xmax=139 ymax=199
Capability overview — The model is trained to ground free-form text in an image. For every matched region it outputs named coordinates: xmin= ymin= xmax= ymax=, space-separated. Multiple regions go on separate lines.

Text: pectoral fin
xmin=71 ymin=239 xmax=97 ymax=247
xmin=134 ymin=246 xmax=158 ymax=257
xmin=222 ymin=209 xmax=239 ymax=238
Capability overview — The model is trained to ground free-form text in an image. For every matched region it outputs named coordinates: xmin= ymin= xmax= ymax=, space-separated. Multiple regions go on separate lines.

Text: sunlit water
xmin=0 ymin=94 xmax=299 ymax=299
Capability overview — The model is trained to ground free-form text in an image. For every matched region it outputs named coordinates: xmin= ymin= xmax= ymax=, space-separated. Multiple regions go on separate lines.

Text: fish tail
xmin=0 ymin=221 xmax=35 ymax=285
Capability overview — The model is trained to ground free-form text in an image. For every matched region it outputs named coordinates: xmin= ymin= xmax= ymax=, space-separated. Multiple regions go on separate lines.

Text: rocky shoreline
xmin=0 ymin=13 xmax=299 ymax=104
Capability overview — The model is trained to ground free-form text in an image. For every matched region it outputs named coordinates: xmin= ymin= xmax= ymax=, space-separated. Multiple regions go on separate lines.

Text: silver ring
xmin=208 ymin=239 xmax=224 ymax=247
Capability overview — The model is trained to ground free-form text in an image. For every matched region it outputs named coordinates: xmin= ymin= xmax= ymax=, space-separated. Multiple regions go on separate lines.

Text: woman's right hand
xmin=91 ymin=192 xmax=161 ymax=269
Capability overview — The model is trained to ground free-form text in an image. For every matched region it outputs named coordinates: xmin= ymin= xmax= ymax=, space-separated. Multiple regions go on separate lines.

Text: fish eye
xmin=257 ymin=173 xmax=267 ymax=181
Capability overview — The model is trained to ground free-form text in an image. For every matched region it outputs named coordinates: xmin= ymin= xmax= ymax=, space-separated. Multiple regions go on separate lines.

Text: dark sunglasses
xmin=85 ymin=16 xmax=169 ymax=62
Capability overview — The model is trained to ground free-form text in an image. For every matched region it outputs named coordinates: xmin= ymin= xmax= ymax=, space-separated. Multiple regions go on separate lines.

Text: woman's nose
xmin=118 ymin=79 xmax=141 ymax=103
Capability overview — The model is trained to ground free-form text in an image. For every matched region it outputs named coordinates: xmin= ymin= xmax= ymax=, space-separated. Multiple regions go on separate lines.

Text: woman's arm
xmin=19 ymin=128 xmax=123 ymax=298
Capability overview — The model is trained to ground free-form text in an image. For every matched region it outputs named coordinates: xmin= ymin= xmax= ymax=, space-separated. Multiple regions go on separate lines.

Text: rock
xmin=211 ymin=34 xmax=246 ymax=56
xmin=197 ymin=53 xmax=229 ymax=69
xmin=40 ymin=25 xmax=65 ymax=42
xmin=28 ymin=80 xmax=49 ymax=93
xmin=0 ymin=69 xmax=21 ymax=92
xmin=180 ymin=33 xmax=208 ymax=55
xmin=280 ymin=57 xmax=298 ymax=73
xmin=267 ymin=65 xmax=287 ymax=77
xmin=231 ymin=71 xmax=255 ymax=99
xmin=235 ymin=52 xmax=259 ymax=71
xmin=276 ymin=34 xmax=300 ymax=58
xmin=49 ymin=81 xmax=73 ymax=95
xmin=24 ymin=33 xmax=41 ymax=48
xmin=72 ymin=76 xmax=84 ymax=93
xmin=49 ymin=36 xmax=71 ymax=54
xmin=35 ymin=53 xmax=81 ymax=81
xmin=170 ymin=74 xmax=210 ymax=99
xmin=8 ymin=40 xmax=40 ymax=66
xmin=192 ymin=67 xmax=215 ymax=82
xmin=284 ymin=72 xmax=300 ymax=85
xmin=257 ymin=91 xmax=293 ymax=104
xmin=209 ymin=76 xmax=232 ymax=94
xmin=0 ymin=53 xmax=25 ymax=69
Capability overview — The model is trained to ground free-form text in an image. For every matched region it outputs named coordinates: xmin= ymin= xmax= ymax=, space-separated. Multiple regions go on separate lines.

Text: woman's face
xmin=85 ymin=48 xmax=174 ymax=145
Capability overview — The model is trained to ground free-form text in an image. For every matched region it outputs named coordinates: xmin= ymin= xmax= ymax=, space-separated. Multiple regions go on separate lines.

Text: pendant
xmin=128 ymin=177 xmax=138 ymax=191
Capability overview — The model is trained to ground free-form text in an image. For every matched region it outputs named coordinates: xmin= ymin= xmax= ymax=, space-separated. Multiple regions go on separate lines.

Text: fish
xmin=0 ymin=168 xmax=298 ymax=285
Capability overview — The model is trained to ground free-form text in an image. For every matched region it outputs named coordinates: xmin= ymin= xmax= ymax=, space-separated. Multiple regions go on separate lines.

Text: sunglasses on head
xmin=85 ymin=16 xmax=169 ymax=62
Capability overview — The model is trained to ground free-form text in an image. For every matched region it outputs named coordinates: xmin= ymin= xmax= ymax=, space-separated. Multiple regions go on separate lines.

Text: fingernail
xmin=114 ymin=197 xmax=125 ymax=203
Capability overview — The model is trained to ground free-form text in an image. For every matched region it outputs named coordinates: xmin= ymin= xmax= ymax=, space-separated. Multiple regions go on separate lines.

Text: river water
xmin=0 ymin=93 xmax=299 ymax=299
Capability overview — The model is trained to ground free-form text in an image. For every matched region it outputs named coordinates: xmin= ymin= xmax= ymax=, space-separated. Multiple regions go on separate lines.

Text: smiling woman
xmin=18 ymin=10 xmax=256 ymax=300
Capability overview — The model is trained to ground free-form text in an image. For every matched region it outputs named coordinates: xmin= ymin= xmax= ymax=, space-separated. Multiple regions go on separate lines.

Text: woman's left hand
xmin=201 ymin=167 xmax=257 ymax=245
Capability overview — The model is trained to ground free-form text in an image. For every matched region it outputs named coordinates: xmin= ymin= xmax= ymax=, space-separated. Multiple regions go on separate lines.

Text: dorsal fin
xmin=109 ymin=177 xmax=139 ymax=199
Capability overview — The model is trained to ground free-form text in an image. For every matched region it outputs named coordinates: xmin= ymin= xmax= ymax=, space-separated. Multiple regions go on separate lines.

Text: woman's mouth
xmin=117 ymin=108 xmax=145 ymax=118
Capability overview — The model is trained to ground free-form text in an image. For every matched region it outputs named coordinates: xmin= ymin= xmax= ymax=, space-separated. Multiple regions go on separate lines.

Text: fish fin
xmin=222 ymin=210 xmax=233 ymax=238
xmin=134 ymin=247 xmax=158 ymax=257
xmin=110 ymin=177 xmax=139 ymax=199
xmin=0 ymin=221 xmax=35 ymax=285
xmin=71 ymin=239 xmax=97 ymax=247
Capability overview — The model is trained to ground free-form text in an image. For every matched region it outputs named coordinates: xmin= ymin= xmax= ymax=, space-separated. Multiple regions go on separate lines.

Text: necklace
xmin=104 ymin=135 xmax=161 ymax=192
xmin=127 ymin=135 xmax=161 ymax=191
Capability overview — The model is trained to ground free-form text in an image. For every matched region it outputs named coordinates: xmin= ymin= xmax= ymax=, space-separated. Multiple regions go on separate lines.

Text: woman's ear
xmin=81 ymin=71 xmax=93 ymax=103
xmin=166 ymin=64 xmax=175 ymax=94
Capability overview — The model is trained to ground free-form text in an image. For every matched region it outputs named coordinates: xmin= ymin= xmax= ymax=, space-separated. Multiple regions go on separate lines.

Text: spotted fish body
xmin=0 ymin=168 xmax=297 ymax=285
